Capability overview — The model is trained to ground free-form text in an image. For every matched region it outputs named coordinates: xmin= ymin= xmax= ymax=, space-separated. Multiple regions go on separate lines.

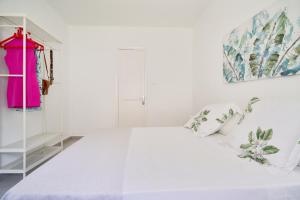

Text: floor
xmin=0 ymin=136 xmax=82 ymax=198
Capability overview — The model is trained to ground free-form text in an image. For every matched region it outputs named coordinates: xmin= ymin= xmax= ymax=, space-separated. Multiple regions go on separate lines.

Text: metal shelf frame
xmin=0 ymin=15 xmax=63 ymax=178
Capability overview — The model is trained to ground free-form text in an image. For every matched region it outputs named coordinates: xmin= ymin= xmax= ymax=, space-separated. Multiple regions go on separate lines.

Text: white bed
xmin=2 ymin=127 xmax=300 ymax=200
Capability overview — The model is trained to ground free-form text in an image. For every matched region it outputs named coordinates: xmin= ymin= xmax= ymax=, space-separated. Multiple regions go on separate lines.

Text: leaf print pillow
xmin=227 ymin=99 xmax=300 ymax=171
xmin=239 ymin=127 xmax=280 ymax=165
xmin=220 ymin=97 xmax=260 ymax=135
xmin=184 ymin=104 xmax=241 ymax=137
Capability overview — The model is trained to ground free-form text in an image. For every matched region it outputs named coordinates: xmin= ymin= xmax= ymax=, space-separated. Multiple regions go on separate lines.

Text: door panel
xmin=118 ymin=49 xmax=145 ymax=127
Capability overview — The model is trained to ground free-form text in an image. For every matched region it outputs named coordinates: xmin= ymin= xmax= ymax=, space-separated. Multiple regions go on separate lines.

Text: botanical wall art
xmin=223 ymin=0 xmax=300 ymax=83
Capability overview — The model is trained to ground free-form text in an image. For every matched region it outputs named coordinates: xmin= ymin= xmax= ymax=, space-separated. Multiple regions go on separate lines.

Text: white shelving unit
xmin=0 ymin=15 xmax=63 ymax=178
xmin=1 ymin=146 xmax=61 ymax=174
xmin=0 ymin=133 xmax=61 ymax=153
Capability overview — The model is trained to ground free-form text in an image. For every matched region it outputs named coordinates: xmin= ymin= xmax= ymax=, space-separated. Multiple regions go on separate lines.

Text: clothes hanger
xmin=0 ymin=28 xmax=44 ymax=50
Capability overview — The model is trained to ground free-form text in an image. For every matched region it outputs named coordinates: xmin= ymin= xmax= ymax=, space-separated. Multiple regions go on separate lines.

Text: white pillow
xmin=219 ymin=114 xmax=241 ymax=135
xmin=184 ymin=104 xmax=241 ymax=137
xmin=220 ymin=97 xmax=260 ymax=135
xmin=227 ymin=100 xmax=300 ymax=171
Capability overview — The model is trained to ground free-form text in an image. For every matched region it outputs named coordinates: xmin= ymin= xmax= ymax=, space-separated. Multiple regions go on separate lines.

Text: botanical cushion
xmin=220 ymin=97 xmax=260 ymax=135
xmin=227 ymin=99 xmax=300 ymax=171
xmin=184 ymin=104 xmax=241 ymax=137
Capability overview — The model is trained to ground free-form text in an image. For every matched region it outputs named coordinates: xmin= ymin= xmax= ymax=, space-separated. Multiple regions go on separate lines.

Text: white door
xmin=118 ymin=49 xmax=145 ymax=127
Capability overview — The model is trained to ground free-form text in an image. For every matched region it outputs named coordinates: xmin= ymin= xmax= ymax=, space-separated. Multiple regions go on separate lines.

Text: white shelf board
xmin=0 ymin=24 xmax=22 ymax=28
xmin=0 ymin=133 xmax=61 ymax=153
xmin=0 ymin=146 xmax=61 ymax=174
xmin=0 ymin=15 xmax=62 ymax=44
xmin=0 ymin=74 xmax=23 ymax=77
xmin=0 ymin=169 xmax=24 ymax=174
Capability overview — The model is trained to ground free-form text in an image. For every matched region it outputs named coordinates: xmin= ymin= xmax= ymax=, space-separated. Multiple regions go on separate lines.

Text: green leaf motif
xmin=262 ymin=11 xmax=293 ymax=77
xmin=186 ymin=110 xmax=210 ymax=133
xmin=203 ymin=110 xmax=210 ymax=115
xmin=238 ymin=97 xmax=260 ymax=124
xmin=274 ymin=38 xmax=300 ymax=76
xmin=250 ymin=97 xmax=260 ymax=103
xmin=248 ymin=131 xmax=254 ymax=144
xmin=256 ymin=127 xmax=263 ymax=139
xmin=229 ymin=108 xmax=234 ymax=115
xmin=255 ymin=157 xmax=269 ymax=165
xmin=249 ymin=53 xmax=259 ymax=76
xmin=262 ymin=129 xmax=273 ymax=141
xmin=216 ymin=107 xmax=238 ymax=124
xmin=262 ymin=145 xmax=280 ymax=154
xmin=240 ymin=143 xmax=252 ymax=149
xmin=238 ymin=127 xmax=280 ymax=165
xmin=274 ymin=34 xmax=284 ymax=45
xmin=274 ymin=11 xmax=289 ymax=45
xmin=216 ymin=118 xmax=224 ymax=124
xmin=262 ymin=21 xmax=272 ymax=32
xmin=264 ymin=53 xmax=280 ymax=76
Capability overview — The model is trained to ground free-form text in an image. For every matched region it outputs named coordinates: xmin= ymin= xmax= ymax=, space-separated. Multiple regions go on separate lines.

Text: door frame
xmin=115 ymin=47 xmax=147 ymax=128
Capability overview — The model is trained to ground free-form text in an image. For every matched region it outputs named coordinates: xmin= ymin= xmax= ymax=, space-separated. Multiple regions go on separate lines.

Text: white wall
xmin=0 ymin=0 xmax=66 ymax=41
xmin=67 ymin=26 xmax=193 ymax=135
xmin=193 ymin=0 xmax=300 ymax=110
xmin=0 ymin=0 xmax=69 ymax=148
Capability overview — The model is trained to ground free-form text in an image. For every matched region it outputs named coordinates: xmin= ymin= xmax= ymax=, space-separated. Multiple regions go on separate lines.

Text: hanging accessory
xmin=42 ymin=51 xmax=51 ymax=95
xmin=50 ymin=49 xmax=54 ymax=85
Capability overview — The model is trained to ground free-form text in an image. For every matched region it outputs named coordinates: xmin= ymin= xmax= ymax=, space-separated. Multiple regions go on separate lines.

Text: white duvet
xmin=2 ymin=127 xmax=300 ymax=200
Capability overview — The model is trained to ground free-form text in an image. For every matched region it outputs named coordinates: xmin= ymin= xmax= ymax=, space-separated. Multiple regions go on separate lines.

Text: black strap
xmin=50 ymin=50 xmax=54 ymax=83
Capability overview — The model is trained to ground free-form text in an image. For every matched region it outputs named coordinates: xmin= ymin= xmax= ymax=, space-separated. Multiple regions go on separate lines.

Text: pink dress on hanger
xmin=4 ymin=38 xmax=40 ymax=108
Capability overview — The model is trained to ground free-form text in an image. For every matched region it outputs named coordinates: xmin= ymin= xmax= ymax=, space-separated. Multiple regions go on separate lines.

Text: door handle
xmin=142 ymin=96 xmax=145 ymax=105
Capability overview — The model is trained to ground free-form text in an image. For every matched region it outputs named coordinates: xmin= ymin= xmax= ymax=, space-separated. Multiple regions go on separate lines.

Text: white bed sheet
xmin=123 ymin=127 xmax=300 ymax=200
xmin=1 ymin=129 xmax=131 ymax=200
xmin=2 ymin=127 xmax=300 ymax=200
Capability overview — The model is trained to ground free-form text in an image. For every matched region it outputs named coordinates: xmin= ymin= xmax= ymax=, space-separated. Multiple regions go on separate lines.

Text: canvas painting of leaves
xmin=223 ymin=0 xmax=300 ymax=83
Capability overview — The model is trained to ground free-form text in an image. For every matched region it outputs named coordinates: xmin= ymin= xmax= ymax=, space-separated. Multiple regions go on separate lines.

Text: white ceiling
xmin=47 ymin=0 xmax=210 ymax=27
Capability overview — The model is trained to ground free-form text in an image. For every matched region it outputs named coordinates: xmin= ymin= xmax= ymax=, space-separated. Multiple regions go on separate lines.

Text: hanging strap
xmin=50 ymin=50 xmax=54 ymax=84
xmin=43 ymin=50 xmax=50 ymax=80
